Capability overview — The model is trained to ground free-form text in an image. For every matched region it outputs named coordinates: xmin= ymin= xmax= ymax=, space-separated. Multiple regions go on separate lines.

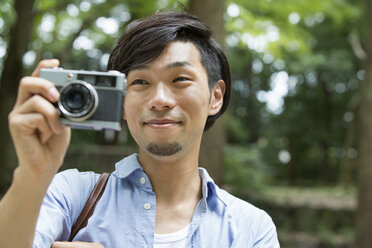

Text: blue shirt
xmin=34 ymin=154 xmax=279 ymax=247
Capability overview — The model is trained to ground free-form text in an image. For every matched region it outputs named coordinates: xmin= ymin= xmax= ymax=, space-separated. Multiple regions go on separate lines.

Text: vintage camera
xmin=40 ymin=67 xmax=126 ymax=131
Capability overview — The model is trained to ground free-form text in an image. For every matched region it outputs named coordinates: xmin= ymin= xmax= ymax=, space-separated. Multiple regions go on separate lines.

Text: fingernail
xmin=50 ymin=59 xmax=59 ymax=66
xmin=48 ymin=88 xmax=60 ymax=101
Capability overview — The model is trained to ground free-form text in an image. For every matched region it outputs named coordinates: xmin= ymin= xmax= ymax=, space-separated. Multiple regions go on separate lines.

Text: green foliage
xmin=224 ymin=144 xmax=273 ymax=196
xmin=0 ymin=0 xmax=189 ymax=77
xmin=0 ymin=0 xmax=16 ymax=76
xmin=225 ymin=113 xmax=250 ymax=143
xmin=254 ymin=186 xmax=356 ymax=247
xmin=224 ymin=0 xmax=365 ymax=186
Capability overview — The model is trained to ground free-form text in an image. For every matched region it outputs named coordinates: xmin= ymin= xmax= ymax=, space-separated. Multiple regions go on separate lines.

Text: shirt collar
xmin=112 ymin=153 xmax=228 ymax=206
xmin=112 ymin=153 xmax=143 ymax=178
xmin=198 ymin=167 xmax=228 ymax=207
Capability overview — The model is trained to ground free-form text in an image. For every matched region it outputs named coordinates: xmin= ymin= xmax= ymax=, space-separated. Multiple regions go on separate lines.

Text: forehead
xmin=131 ymin=41 xmax=206 ymax=73
xmin=159 ymin=41 xmax=200 ymax=62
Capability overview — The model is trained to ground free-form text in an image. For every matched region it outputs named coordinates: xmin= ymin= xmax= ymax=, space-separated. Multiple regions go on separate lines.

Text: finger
xmin=31 ymin=59 xmax=60 ymax=77
xmin=15 ymin=95 xmax=62 ymax=133
xmin=15 ymin=76 xmax=60 ymax=108
xmin=47 ymin=125 xmax=71 ymax=166
xmin=9 ymin=112 xmax=53 ymax=144
xmin=51 ymin=241 xmax=105 ymax=248
xmin=51 ymin=241 xmax=71 ymax=248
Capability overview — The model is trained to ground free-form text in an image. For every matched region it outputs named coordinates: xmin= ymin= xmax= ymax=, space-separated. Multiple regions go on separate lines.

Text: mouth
xmin=144 ymin=119 xmax=181 ymax=129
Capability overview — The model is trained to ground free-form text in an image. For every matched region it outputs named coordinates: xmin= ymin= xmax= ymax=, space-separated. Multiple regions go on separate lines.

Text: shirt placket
xmin=186 ymin=197 xmax=207 ymax=248
xmin=138 ymin=173 xmax=156 ymax=247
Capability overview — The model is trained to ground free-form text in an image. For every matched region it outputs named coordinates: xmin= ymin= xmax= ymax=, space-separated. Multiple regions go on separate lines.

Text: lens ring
xmin=58 ymin=80 xmax=99 ymax=121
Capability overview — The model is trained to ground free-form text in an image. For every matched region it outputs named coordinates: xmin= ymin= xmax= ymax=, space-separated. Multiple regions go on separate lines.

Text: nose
xmin=147 ymin=83 xmax=176 ymax=111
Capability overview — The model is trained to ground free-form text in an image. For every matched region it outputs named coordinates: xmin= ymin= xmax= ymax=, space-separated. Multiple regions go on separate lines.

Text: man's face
xmin=124 ymin=41 xmax=224 ymax=159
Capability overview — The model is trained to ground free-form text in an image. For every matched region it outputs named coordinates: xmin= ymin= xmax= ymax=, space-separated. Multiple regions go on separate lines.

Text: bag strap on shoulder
xmin=69 ymin=172 xmax=111 ymax=241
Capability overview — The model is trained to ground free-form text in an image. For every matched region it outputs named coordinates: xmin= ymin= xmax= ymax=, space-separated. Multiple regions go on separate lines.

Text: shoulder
xmin=46 ymin=169 xmax=101 ymax=218
xmin=219 ymin=188 xmax=273 ymax=225
xmin=52 ymin=169 xmax=100 ymax=188
xmin=49 ymin=169 xmax=100 ymax=198
xmin=215 ymin=188 xmax=279 ymax=246
xmin=34 ymin=169 xmax=102 ymax=245
xmin=201 ymin=168 xmax=275 ymax=231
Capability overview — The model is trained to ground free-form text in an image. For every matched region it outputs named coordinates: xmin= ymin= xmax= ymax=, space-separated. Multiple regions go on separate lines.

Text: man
xmin=0 ymin=11 xmax=279 ymax=247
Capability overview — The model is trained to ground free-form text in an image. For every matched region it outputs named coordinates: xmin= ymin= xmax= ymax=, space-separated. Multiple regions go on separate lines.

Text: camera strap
xmin=68 ymin=172 xmax=111 ymax=241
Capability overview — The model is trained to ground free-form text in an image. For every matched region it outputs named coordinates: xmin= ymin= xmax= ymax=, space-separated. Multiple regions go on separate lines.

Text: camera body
xmin=40 ymin=67 xmax=126 ymax=131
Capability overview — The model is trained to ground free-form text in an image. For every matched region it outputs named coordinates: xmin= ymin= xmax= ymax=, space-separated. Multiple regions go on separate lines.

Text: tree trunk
xmin=189 ymin=0 xmax=226 ymax=185
xmin=319 ymin=75 xmax=332 ymax=184
xmin=0 ymin=0 xmax=35 ymax=193
xmin=354 ymin=0 xmax=372 ymax=247
xmin=339 ymin=94 xmax=360 ymax=185
xmin=245 ymin=60 xmax=260 ymax=143
xmin=339 ymin=115 xmax=356 ymax=186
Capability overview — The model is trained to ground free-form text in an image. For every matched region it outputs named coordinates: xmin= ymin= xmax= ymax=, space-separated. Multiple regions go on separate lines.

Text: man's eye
xmin=131 ymin=79 xmax=148 ymax=85
xmin=173 ymin=77 xmax=190 ymax=83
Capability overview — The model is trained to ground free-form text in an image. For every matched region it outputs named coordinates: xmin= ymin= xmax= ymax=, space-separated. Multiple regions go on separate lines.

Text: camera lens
xmin=66 ymin=90 xmax=85 ymax=110
xmin=58 ymin=81 xmax=99 ymax=121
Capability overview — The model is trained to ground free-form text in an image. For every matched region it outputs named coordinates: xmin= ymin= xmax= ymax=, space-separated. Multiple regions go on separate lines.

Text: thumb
xmin=32 ymin=59 xmax=60 ymax=77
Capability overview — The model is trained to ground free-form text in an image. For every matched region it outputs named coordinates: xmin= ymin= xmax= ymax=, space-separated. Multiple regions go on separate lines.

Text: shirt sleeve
xmin=229 ymin=199 xmax=280 ymax=248
xmin=251 ymin=210 xmax=280 ymax=248
xmin=33 ymin=169 xmax=98 ymax=248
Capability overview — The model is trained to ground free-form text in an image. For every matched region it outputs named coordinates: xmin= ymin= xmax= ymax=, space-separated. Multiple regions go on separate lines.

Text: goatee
xmin=147 ymin=142 xmax=182 ymax=156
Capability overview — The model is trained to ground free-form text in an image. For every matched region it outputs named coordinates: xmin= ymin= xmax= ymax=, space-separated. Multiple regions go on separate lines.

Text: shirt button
xmin=144 ymin=203 xmax=151 ymax=210
xmin=140 ymin=177 xmax=146 ymax=184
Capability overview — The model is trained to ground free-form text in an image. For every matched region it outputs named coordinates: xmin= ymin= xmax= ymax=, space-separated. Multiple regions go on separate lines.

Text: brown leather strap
xmin=69 ymin=172 xmax=110 ymax=241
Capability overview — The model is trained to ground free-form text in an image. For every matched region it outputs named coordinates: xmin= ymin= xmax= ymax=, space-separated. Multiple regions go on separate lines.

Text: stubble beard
xmin=146 ymin=142 xmax=182 ymax=156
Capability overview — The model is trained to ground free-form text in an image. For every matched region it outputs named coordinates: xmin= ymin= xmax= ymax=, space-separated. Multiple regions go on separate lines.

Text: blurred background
xmin=0 ymin=0 xmax=371 ymax=247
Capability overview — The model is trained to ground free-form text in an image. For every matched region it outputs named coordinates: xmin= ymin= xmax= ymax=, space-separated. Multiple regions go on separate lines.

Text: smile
xmin=144 ymin=119 xmax=181 ymax=129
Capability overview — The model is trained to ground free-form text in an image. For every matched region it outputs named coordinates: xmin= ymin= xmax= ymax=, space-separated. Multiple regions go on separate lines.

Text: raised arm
xmin=0 ymin=59 xmax=71 ymax=248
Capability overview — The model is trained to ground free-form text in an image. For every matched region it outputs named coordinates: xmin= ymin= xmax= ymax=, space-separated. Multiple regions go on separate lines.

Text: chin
xmin=146 ymin=142 xmax=183 ymax=157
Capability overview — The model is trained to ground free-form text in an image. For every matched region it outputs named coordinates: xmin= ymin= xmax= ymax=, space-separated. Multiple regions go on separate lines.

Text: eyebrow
xmin=166 ymin=61 xmax=193 ymax=69
xmin=129 ymin=64 xmax=149 ymax=71
xmin=130 ymin=61 xmax=193 ymax=71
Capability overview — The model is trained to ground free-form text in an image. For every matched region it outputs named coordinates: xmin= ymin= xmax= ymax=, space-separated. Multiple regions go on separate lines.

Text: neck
xmin=138 ymin=139 xmax=204 ymax=234
xmin=138 ymin=146 xmax=202 ymax=205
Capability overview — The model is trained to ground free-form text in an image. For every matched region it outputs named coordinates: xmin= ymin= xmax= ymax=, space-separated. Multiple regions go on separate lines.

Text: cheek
xmin=180 ymin=90 xmax=211 ymax=118
xmin=123 ymin=105 xmax=140 ymax=140
xmin=123 ymin=95 xmax=137 ymax=122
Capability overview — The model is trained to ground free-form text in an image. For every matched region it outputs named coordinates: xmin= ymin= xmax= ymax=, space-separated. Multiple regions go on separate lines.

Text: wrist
xmin=12 ymin=165 xmax=56 ymax=193
xmin=0 ymin=166 xmax=54 ymax=248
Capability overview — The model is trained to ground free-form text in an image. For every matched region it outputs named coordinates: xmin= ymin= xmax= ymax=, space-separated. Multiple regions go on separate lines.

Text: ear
xmin=208 ymin=80 xmax=225 ymax=116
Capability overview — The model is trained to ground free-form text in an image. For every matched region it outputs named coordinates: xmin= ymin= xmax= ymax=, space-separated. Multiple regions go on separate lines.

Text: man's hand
xmin=52 ymin=241 xmax=105 ymax=248
xmin=8 ymin=59 xmax=71 ymax=178
xmin=0 ymin=59 xmax=71 ymax=248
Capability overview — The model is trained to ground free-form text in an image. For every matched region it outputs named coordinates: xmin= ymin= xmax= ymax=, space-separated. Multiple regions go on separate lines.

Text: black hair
xmin=108 ymin=11 xmax=231 ymax=130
